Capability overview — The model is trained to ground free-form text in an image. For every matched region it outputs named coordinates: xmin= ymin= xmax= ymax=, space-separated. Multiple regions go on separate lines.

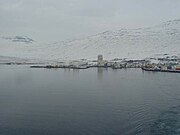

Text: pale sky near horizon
xmin=0 ymin=0 xmax=180 ymax=43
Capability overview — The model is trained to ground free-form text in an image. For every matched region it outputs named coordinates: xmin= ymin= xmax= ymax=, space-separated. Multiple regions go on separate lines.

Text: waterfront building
xmin=97 ymin=55 xmax=105 ymax=66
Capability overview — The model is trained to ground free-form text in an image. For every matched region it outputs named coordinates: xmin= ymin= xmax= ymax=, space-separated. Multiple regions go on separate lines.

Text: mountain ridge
xmin=0 ymin=19 xmax=180 ymax=60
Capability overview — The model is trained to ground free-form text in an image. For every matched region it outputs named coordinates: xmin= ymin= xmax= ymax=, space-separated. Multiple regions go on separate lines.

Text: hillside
xmin=0 ymin=19 xmax=180 ymax=61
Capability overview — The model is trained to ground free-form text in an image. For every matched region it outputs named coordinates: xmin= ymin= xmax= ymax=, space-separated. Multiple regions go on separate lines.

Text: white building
xmin=97 ymin=55 xmax=104 ymax=66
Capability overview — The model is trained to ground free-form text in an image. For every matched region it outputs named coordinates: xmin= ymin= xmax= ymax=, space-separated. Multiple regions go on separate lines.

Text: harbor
xmin=30 ymin=55 xmax=180 ymax=73
xmin=30 ymin=55 xmax=145 ymax=70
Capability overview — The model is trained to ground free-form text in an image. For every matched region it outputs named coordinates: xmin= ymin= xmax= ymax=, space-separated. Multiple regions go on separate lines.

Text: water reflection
xmin=72 ymin=69 xmax=79 ymax=76
xmin=64 ymin=68 xmax=71 ymax=72
xmin=97 ymin=67 xmax=109 ymax=80
xmin=97 ymin=68 xmax=103 ymax=80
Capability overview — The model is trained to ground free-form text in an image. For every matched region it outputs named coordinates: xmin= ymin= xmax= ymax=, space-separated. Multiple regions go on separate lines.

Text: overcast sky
xmin=0 ymin=0 xmax=180 ymax=42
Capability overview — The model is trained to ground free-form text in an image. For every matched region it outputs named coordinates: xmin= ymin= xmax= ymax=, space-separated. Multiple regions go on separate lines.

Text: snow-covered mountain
xmin=0 ymin=19 xmax=180 ymax=61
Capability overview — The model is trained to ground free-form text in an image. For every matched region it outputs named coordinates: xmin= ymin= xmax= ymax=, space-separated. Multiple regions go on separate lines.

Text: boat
xmin=142 ymin=67 xmax=180 ymax=73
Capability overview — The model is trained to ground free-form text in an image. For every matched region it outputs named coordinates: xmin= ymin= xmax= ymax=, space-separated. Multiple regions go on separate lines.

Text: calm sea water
xmin=0 ymin=65 xmax=180 ymax=135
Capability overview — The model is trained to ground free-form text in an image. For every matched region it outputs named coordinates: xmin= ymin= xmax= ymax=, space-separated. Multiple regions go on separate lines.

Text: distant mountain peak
xmin=0 ymin=36 xmax=34 ymax=44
